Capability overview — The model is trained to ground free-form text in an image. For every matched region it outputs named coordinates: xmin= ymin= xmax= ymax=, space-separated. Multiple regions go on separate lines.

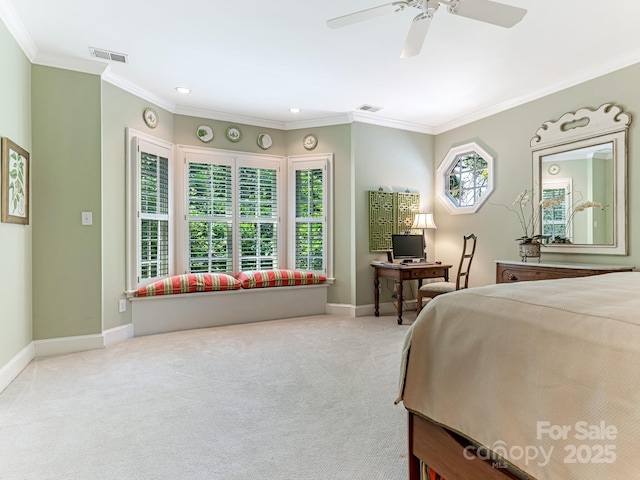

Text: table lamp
xmin=412 ymin=213 xmax=437 ymax=261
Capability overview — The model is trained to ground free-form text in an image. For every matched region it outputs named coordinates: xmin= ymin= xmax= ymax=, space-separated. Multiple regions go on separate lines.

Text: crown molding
xmin=173 ymin=107 xmax=434 ymax=133
xmin=102 ymin=71 xmax=175 ymax=112
xmin=350 ymin=111 xmax=435 ymax=134
xmin=284 ymin=114 xmax=352 ymax=131
xmin=434 ymin=47 xmax=640 ymax=135
xmin=6 ymin=0 xmax=640 ymax=137
xmin=32 ymin=52 xmax=108 ymax=76
xmin=0 ymin=0 xmax=37 ymax=61
xmin=174 ymin=105 xmax=287 ymax=130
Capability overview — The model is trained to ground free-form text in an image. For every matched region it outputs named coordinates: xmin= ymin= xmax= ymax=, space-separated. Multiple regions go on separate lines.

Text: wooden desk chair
xmin=416 ymin=233 xmax=477 ymax=314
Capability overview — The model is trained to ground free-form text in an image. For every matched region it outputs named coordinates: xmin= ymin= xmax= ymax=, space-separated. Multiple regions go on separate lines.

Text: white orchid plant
xmin=497 ymin=189 xmax=605 ymax=244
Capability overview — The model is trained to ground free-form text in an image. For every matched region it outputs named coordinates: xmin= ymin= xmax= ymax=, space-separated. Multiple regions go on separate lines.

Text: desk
xmin=371 ymin=262 xmax=452 ymax=324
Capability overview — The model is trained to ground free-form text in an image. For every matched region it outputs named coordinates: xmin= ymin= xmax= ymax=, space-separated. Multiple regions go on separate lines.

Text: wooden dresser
xmin=496 ymin=260 xmax=635 ymax=284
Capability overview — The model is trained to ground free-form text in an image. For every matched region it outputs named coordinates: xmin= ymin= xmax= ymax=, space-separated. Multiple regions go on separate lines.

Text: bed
xmin=396 ymin=272 xmax=640 ymax=480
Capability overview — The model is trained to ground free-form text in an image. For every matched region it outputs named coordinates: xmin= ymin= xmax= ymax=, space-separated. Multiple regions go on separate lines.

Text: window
xmin=182 ymin=150 xmax=282 ymax=275
xmin=140 ymin=151 xmax=170 ymax=278
xmin=238 ymin=164 xmax=279 ymax=271
xmin=127 ymin=133 xmax=333 ymax=291
xmin=187 ymin=159 xmax=234 ymax=273
xmin=126 ymin=131 xmax=174 ymax=290
xmin=289 ymin=155 xmax=332 ymax=276
xmin=541 ymin=179 xmax=572 ymax=241
xmin=437 ymin=142 xmax=494 ymax=214
xmin=291 ymin=159 xmax=326 ymax=272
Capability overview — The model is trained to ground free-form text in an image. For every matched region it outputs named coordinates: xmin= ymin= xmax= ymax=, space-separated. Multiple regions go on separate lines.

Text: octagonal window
xmin=437 ymin=142 xmax=494 ymax=215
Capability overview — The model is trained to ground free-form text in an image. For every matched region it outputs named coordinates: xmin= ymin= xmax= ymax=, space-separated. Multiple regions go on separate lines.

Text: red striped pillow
xmin=236 ymin=269 xmax=326 ymax=289
xmin=136 ymin=273 xmax=241 ymax=297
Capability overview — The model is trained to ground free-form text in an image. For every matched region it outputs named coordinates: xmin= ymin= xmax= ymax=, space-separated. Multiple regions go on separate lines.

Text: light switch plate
xmin=118 ymin=299 xmax=126 ymax=313
xmin=81 ymin=211 xmax=93 ymax=226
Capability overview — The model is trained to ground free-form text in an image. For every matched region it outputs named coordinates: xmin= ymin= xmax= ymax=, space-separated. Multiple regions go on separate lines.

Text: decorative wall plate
xmin=226 ymin=126 xmax=242 ymax=142
xmin=303 ymin=133 xmax=318 ymax=150
xmin=257 ymin=133 xmax=272 ymax=150
xmin=548 ymin=164 xmax=560 ymax=175
xmin=197 ymin=125 xmax=214 ymax=143
xmin=143 ymin=108 xmax=159 ymax=128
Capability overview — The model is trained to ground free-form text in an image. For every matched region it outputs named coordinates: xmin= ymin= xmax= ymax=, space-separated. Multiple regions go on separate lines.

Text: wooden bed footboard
xmin=408 ymin=412 xmax=526 ymax=480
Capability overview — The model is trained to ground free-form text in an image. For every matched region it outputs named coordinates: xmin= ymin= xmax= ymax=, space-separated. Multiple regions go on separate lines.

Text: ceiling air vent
xmin=89 ymin=47 xmax=128 ymax=64
xmin=357 ymin=104 xmax=383 ymax=113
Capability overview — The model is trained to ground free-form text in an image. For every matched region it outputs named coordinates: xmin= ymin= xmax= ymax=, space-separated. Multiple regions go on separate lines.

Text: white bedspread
xmin=397 ymin=272 xmax=640 ymax=480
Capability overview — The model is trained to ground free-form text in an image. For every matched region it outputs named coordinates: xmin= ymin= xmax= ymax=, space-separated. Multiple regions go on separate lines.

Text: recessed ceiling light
xmin=289 ymin=107 xmax=301 ymax=114
xmin=175 ymin=87 xmax=191 ymax=94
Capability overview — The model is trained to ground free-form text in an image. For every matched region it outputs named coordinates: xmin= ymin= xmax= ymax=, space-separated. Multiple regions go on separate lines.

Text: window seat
xmin=129 ymin=271 xmax=328 ymax=336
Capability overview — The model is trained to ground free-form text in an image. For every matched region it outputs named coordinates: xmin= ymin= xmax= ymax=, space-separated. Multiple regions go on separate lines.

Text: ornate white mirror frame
xmin=531 ymin=103 xmax=631 ymax=255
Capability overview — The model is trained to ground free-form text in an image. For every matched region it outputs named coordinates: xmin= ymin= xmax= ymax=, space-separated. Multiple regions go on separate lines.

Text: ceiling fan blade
xmin=327 ymin=2 xmax=408 ymax=29
xmin=449 ymin=0 xmax=526 ymax=28
xmin=400 ymin=14 xmax=431 ymax=59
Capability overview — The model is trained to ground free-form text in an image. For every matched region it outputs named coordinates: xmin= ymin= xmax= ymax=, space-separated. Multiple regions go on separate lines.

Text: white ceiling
xmin=6 ymin=0 xmax=640 ymax=133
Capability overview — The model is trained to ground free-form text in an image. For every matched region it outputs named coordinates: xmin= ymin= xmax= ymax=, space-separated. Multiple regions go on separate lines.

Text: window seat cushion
xmin=236 ymin=269 xmax=326 ymax=289
xmin=136 ymin=273 xmax=241 ymax=297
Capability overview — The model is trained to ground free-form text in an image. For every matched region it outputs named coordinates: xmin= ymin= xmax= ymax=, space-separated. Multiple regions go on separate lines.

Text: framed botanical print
xmin=1 ymin=137 xmax=30 ymax=225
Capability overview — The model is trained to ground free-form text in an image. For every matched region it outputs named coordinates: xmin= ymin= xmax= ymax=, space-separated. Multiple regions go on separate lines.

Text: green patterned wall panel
xmin=369 ymin=191 xmax=395 ymax=252
xmin=395 ymin=192 xmax=420 ymax=235
xmin=368 ymin=191 xmax=420 ymax=252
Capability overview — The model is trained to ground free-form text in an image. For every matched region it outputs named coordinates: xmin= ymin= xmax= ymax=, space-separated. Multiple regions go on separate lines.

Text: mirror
xmin=531 ymin=103 xmax=630 ymax=255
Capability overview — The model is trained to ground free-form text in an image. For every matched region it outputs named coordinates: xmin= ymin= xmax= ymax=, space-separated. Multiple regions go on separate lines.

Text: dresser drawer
xmin=496 ymin=261 xmax=634 ymax=284
xmin=498 ymin=266 xmax=589 ymax=283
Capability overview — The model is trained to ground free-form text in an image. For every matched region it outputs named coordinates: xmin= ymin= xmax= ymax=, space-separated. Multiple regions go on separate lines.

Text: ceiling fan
xmin=327 ymin=0 xmax=527 ymax=58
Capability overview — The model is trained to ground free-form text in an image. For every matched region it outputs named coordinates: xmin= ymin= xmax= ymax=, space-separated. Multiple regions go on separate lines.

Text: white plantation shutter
xmin=238 ymin=165 xmax=279 ymax=270
xmin=126 ymin=132 xmax=174 ymax=291
xmin=289 ymin=155 xmax=332 ymax=276
xmin=295 ymin=167 xmax=324 ymax=271
xmin=184 ymin=152 xmax=282 ymax=274
xmin=187 ymin=160 xmax=234 ymax=273
xmin=542 ymin=179 xmax=572 ymax=241
xmin=139 ymin=149 xmax=170 ymax=281
xmin=129 ymin=140 xmax=333 ymax=286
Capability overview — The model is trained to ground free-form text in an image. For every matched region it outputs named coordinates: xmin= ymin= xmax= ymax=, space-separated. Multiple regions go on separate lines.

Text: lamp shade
xmin=412 ymin=213 xmax=437 ymax=230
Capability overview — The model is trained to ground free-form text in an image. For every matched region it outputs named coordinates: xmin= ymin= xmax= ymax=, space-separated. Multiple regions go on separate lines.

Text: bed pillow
xmin=237 ymin=269 xmax=326 ymax=289
xmin=136 ymin=273 xmax=241 ymax=297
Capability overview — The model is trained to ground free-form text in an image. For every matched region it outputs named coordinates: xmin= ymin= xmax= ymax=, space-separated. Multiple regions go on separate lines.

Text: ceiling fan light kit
xmin=328 ymin=0 xmax=527 ymax=58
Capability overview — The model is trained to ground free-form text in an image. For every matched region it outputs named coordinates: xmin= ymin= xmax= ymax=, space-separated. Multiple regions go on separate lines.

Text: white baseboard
xmin=33 ymin=333 xmax=105 ymax=358
xmin=327 ymin=300 xmax=417 ymax=317
xmin=1 ymin=326 xmax=136 ymax=394
xmin=0 ymin=343 xmax=34 ymax=394
xmin=325 ymin=303 xmax=357 ymax=317
xmin=103 ymin=323 xmax=134 ymax=346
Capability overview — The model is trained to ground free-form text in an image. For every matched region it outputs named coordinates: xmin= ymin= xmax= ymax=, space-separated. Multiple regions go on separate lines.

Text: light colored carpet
xmin=0 ymin=314 xmax=414 ymax=480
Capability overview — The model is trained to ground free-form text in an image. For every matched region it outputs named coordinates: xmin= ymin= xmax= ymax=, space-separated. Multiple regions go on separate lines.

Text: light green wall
xmin=102 ymin=100 xmax=356 ymax=313
xmin=0 ymin=22 xmax=32 ymax=367
xmin=101 ymin=82 xmax=173 ymax=330
xmin=434 ymin=63 xmax=640 ymax=287
xmin=176 ymin=118 xmax=356 ymax=306
xmin=352 ymin=123 xmax=435 ymax=306
xmin=544 ymin=158 xmax=590 ymax=243
xmin=174 ymin=115 xmax=286 ymax=156
xmin=175 ymin=117 xmax=355 ymax=305
xmin=6 ymin=39 xmax=640 ymax=374
xmin=31 ymin=66 xmax=102 ymax=339
xmin=285 ymin=124 xmax=353 ymax=305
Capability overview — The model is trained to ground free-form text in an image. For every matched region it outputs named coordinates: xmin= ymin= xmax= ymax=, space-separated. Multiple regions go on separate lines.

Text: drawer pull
xmin=508 ymin=274 xmax=518 ymax=281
